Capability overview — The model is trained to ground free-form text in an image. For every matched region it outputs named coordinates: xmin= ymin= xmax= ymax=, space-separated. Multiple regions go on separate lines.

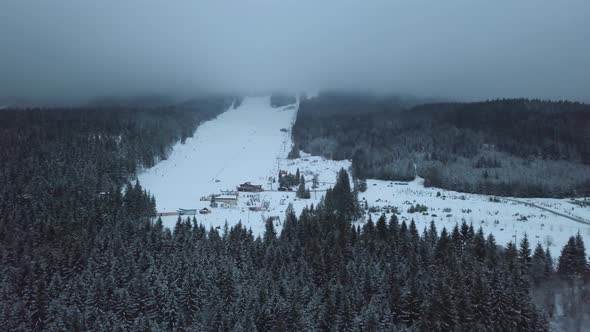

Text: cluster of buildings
xmin=158 ymin=181 xmax=265 ymax=217
xmin=203 ymin=182 xmax=265 ymax=211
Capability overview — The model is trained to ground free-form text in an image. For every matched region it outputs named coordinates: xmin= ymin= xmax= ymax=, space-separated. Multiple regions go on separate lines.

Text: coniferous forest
xmin=1 ymin=98 xmax=589 ymax=331
xmin=293 ymin=94 xmax=590 ymax=197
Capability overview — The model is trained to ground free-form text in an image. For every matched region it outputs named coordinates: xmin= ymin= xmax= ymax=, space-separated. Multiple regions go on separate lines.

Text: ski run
xmin=138 ymin=96 xmax=590 ymax=252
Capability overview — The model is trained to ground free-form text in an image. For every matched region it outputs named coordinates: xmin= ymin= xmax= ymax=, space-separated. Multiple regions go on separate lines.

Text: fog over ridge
xmin=1 ymin=0 xmax=589 ymax=105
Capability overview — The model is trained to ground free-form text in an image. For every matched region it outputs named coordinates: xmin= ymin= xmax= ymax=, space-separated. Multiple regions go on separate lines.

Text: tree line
xmin=3 ymin=168 xmax=589 ymax=330
xmin=292 ymin=94 xmax=590 ymax=197
xmin=270 ymin=93 xmax=297 ymax=108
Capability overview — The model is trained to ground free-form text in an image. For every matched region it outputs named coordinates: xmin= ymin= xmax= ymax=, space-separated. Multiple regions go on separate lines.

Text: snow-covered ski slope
xmin=139 ymin=96 xmax=293 ymax=210
xmin=138 ymin=96 xmax=302 ymax=233
xmin=138 ymin=95 xmax=590 ymax=251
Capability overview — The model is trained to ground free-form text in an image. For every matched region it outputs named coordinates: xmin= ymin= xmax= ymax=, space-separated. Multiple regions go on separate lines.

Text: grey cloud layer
xmin=1 ymin=0 xmax=589 ymax=104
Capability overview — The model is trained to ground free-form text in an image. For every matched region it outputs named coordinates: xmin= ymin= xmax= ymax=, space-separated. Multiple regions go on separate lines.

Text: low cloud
xmin=1 ymin=0 xmax=589 ymax=105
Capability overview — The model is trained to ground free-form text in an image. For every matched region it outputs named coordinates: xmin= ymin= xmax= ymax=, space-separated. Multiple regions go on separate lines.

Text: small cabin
xmin=178 ymin=208 xmax=197 ymax=216
xmin=215 ymin=194 xmax=238 ymax=207
xmin=238 ymin=182 xmax=263 ymax=192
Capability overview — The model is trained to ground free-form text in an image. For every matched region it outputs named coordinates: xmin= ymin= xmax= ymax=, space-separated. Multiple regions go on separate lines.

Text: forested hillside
xmin=0 ymin=98 xmax=232 ymax=329
xmin=0 ymin=97 xmax=588 ymax=331
xmin=293 ymin=95 xmax=590 ymax=197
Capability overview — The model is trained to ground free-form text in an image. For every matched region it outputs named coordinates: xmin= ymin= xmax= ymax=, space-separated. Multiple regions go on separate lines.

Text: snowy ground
xmin=138 ymin=96 xmax=345 ymax=235
xmin=358 ymin=178 xmax=590 ymax=253
xmin=138 ymin=95 xmax=590 ymax=252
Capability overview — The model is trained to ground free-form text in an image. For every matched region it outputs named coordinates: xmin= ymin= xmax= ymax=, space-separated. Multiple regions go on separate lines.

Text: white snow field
xmin=139 ymin=95 xmax=590 ymax=252
xmin=357 ymin=178 xmax=590 ymax=253
xmin=138 ymin=96 xmax=344 ymax=235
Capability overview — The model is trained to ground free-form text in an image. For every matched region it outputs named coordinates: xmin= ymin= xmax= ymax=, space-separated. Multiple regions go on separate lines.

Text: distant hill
xmin=0 ymin=97 xmax=34 ymax=109
xmin=293 ymin=95 xmax=590 ymax=197
xmin=270 ymin=93 xmax=297 ymax=108
xmin=86 ymin=94 xmax=178 ymax=108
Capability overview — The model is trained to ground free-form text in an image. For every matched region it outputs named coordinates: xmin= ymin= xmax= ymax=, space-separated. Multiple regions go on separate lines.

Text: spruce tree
xmin=574 ymin=232 xmax=588 ymax=275
xmin=531 ymin=243 xmax=548 ymax=285
xmin=558 ymin=236 xmax=579 ymax=276
xmin=519 ymin=234 xmax=532 ymax=275
xmin=288 ymin=144 xmax=301 ymax=159
xmin=264 ymin=218 xmax=277 ymax=243
xmin=296 ymin=175 xmax=310 ymax=199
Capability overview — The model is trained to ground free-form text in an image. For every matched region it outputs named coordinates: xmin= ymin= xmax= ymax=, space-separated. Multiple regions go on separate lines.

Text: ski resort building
xmin=215 ymin=194 xmax=239 ymax=207
xmin=177 ymin=208 xmax=197 ymax=216
xmin=238 ymin=182 xmax=263 ymax=192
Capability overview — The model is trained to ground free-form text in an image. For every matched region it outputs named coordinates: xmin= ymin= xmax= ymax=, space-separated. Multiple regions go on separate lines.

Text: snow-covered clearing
xmin=138 ymin=96 xmax=344 ymax=235
xmin=358 ymin=178 xmax=590 ymax=253
xmin=138 ymin=95 xmax=590 ymax=252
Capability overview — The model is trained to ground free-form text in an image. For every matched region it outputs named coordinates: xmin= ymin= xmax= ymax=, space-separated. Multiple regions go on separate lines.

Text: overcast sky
xmin=1 ymin=0 xmax=589 ymax=105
